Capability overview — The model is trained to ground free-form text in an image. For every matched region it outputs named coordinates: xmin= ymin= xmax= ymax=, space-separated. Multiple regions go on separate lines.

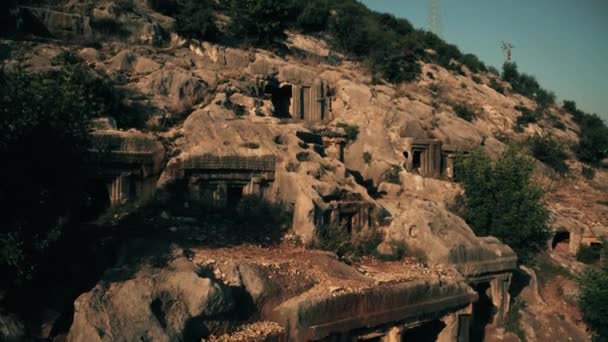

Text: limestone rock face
xmin=67 ymin=258 xmax=234 ymax=342
xmin=25 ymin=7 xmax=93 ymax=39
xmin=382 ymin=198 xmax=517 ymax=277
xmin=137 ymin=67 xmax=207 ymax=111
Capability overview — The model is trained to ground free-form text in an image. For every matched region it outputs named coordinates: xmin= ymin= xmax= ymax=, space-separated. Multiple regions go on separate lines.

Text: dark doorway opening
xmin=340 ymin=213 xmax=354 ymax=235
xmin=552 ymin=231 xmax=570 ymax=249
xmin=271 ymin=84 xmax=292 ymax=118
xmin=226 ymin=185 xmax=244 ymax=209
xmin=82 ymin=179 xmax=111 ymax=220
xmin=129 ymin=176 xmax=138 ymax=199
xmin=471 ymin=282 xmax=495 ymax=342
xmin=413 ymin=150 xmax=422 ymax=171
xmin=402 ymin=319 xmax=446 ymax=342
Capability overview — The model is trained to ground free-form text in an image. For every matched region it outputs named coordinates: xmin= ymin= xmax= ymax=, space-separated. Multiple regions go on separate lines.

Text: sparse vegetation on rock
xmin=453 ymin=103 xmax=476 ymax=122
xmin=527 ymin=134 xmax=569 ymax=175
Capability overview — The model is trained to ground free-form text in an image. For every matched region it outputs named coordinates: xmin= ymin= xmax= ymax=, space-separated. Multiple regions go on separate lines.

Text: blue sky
xmin=361 ymin=0 xmax=608 ymax=121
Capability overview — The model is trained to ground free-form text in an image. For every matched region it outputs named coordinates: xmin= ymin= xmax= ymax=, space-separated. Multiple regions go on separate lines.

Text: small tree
xmin=227 ymin=0 xmax=291 ymax=47
xmin=174 ymin=0 xmax=218 ymax=41
xmin=0 ymin=65 xmax=107 ymax=283
xmin=294 ymin=0 xmax=330 ymax=32
xmin=454 ymin=148 xmax=550 ymax=263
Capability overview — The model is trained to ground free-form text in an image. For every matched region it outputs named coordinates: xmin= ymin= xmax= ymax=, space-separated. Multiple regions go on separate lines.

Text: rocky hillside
xmin=1 ymin=0 xmax=607 ymax=341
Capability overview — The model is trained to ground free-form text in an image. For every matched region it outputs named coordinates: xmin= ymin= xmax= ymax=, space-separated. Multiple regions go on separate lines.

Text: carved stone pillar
xmin=490 ymin=274 xmax=512 ymax=325
xmin=381 ymin=326 xmax=403 ymax=342
xmin=437 ymin=303 xmax=473 ymax=342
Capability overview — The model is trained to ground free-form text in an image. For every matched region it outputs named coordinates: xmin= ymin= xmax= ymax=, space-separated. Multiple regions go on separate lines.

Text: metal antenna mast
xmin=501 ymin=41 xmax=514 ymax=63
xmin=429 ymin=0 xmax=441 ymax=37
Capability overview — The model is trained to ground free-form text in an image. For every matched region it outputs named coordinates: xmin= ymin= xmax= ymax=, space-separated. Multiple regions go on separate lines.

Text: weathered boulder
xmin=24 ymin=7 xmax=93 ymax=39
xmin=67 ymin=258 xmax=235 ymax=342
xmin=137 ymin=67 xmax=207 ymax=110
xmin=381 ymin=198 xmax=517 ymax=277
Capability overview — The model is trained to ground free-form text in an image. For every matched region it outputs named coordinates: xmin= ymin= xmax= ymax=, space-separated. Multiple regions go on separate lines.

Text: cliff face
xmin=1 ymin=1 xmax=606 ymax=341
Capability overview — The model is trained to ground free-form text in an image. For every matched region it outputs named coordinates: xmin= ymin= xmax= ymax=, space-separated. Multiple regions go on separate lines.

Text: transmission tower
xmin=429 ymin=0 xmax=441 ymax=37
xmin=501 ymin=41 xmax=514 ymax=63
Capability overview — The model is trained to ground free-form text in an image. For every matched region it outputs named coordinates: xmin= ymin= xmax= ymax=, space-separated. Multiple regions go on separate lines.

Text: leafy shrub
xmin=227 ymin=0 xmax=291 ymax=47
xmin=505 ymin=298 xmax=527 ymax=341
xmin=460 ymin=53 xmax=487 ymax=73
xmin=576 ymin=244 xmax=601 ymax=264
xmin=454 ymin=104 xmax=476 ymax=122
xmin=317 ymin=224 xmax=385 ymax=261
xmin=515 ymin=105 xmax=543 ymax=127
xmin=0 ymin=66 xmax=111 ymax=282
xmin=502 ymin=62 xmax=555 ymax=107
xmin=363 ymin=151 xmax=372 ymax=165
xmin=383 ymin=164 xmax=402 ymax=185
xmin=454 ymin=148 xmax=550 ymax=263
xmin=489 ymin=78 xmax=505 ymax=94
xmin=337 ymin=123 xmax=359 ymax=143
xmin=52 ymin=51 xmax=83 ymax=66
xmin=235 ymin=195 xmax=292 ymax=234
xmin=293 ymin=0 xmax=330 ymax=32
xmin=487 ymin=66 xmax=500 ymax=76
xmin=546 ymin=112 xmax=566 ymax=130
xmin=579 ymin=267 xmax=608 ymax=340
xmin=147 ymin=0 xmax=179 ymax=15
xmin=174 ymin=0 xmax=218 ymax=41
xmin=562 ymin=100 xmax=608 ymax=166
xmin=527 ymin=135 xmax=569 ymax=174
xmin=296 ymin=151 xmax=310 ymax=162
xmin=582 ymin=165 xmax=596 ymax=180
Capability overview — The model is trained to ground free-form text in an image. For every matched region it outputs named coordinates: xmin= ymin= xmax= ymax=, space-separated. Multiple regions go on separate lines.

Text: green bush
xmin=363 ymin=152 xmax=372 ymax=165
xmin=317 ymin=224 xmax=385 ymax=261
xmin=489 ymin=78 xmax=505 ymax=94
xmin=296 ymin=151 xmax=310 ymax=162
xmin=337 ymin=122 xmax=359 ymax=143
xmin=515 ymin=105 xmax=543 ymax=127
xmin=454 ymin=148 xmax=550 ymax=263
xmin=502 ymin=62 xmax=555 ymax=107
xmin=582 ymin=165 xmax=596 ymax=180
xmin=454 ymin=104 xmax=476 ymax=122
xmin=293 ymin=0 xmax=330 ymax=32
xmin=0 ymin=66 xmax=108 ymax=282
xmin=383 ymin=164 xmax=402 ymax=185
xmin=527 ymin=135 xmax=569 ymax=174
xmin=174 ymin=0 xmax=218 ymax=41
xmin=576 ymin=244 xmax=601 ymax=264
xmin=235 ymin=195 xmax=292 ymax=233
xmin=563 ymin=100 xmax=608 ymax=166
xmin=579 ymin=267 xmax=608 ymax=340
xmin=227 ymin=0 xmax=291 ymax=47
xmin=460 ymin=53 xmax=487 ymax=73
xmin=487 ymin=66 xmax=500 ymax=76
xmin=147 ymin=0 xmax=179 ymax=15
